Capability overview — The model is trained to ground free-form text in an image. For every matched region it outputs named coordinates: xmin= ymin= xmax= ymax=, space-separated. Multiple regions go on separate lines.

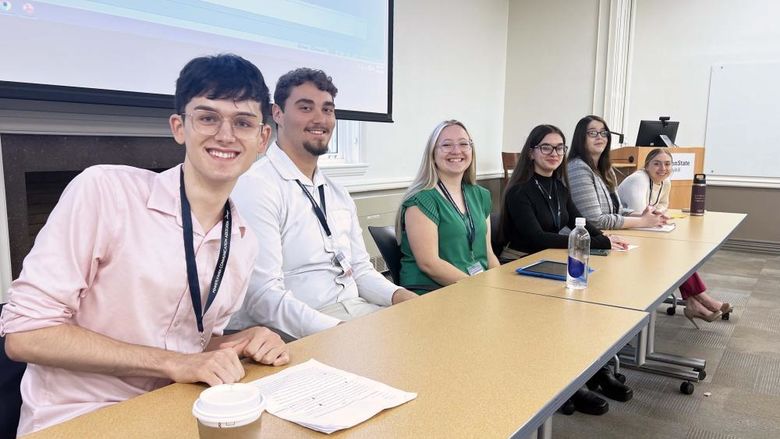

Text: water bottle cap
xmin=575 ymin=217 xmax=586 ymax=227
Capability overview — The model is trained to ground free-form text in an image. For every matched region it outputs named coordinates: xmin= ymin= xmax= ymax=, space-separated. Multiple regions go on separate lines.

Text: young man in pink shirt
xmin=0 ymin=54 xmax=289 ymax=435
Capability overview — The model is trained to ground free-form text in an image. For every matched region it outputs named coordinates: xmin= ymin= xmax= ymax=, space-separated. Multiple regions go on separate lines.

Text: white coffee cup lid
xmin=192 ymin=383 xmax=266 ymax=428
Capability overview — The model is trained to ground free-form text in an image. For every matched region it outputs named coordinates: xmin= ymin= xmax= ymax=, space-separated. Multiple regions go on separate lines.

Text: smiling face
xmin=584 ymin=119 xmax=609 ymax=159
xmin=645 ymin=151 xmax=673 ymax=184
xmin=170 ymin=96 xmax=270 ymax=188
xmin=273 ymin=81 xmax=336 ymax=157
xmin=433 ymin=124 xmax=473 ymax=179
xmin=531 ymin=133 xmax=565 ymax=176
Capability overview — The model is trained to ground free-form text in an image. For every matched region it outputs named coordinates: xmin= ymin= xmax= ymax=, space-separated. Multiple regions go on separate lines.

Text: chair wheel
xmin=666 ymin=307 xmax=676 ymax=316
xmin=680 ymin=381 xmax=694 ymax=395
xmin=698 ymin=370 xmax=707 ymax=380
xmin=722 ymin=312 xmax=730 ymax=320
xmin=614 ymin=373 xmax=626 ymax=384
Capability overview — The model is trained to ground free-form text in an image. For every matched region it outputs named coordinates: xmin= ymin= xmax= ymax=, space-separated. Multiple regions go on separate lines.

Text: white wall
xmin=503 ymin=0 xmax=602 ymax=151
xmin=355 ymin=0 xmax=509 ymax=185
xmin=626 ymin=0 xmax=780 ymax=147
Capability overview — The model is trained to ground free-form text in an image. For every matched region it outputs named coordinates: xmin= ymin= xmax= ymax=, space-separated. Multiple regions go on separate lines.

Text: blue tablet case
xmin=515 ymin=259 xmax=594 ymax=281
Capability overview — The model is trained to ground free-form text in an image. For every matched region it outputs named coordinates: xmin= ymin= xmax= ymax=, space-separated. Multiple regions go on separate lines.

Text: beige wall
xmin=627 ymin=0 xmax=780 ymax=147
xmin=708 ymin=186 xmax=780 ymax=245
xmin=503 ymin=0 xmax=602 ymax=149
xmin=355 ymin=0 xmax=508 ymax=187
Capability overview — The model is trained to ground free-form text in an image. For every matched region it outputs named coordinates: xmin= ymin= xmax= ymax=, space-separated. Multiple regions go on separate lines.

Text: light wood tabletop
xmin=616 ymin=211 xmax=745 ymax=243
xmin=25 ymin=284 xmax=648 ymax=439
xmin=461 ymin=235 xmax=720 ymax=312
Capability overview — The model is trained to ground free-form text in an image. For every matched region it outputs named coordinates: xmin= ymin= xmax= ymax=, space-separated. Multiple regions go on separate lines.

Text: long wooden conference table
xmin=461 ymin=211 xmax=746 ymax=384
xmin=617 ymin=210 xmax=746 ymax=243
xmin=26 ymin=284 xmax=647 ymax=439
xmin=24 ymin=211 xmax=744 ymax=439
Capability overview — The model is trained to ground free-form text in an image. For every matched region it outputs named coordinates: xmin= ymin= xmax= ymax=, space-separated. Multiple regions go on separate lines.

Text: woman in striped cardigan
xmin=567 ymin=115 xmax=667 ymax=230
xmin=567 ymin=116 xmax=731 ymax=327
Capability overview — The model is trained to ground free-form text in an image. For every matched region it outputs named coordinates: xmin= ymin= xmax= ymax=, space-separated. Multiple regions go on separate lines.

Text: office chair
xmin=501 ymin=152 xmax=520 ymax=181
xmin=489 ymin=212 xmax=505 ymax=258
xmin=368 ymin=225 xmax=403 ymax=284
xmin=367 ymin=226 xmax=436 ymax=293
xmin=0 ymin=303 xmax=26 ymax=439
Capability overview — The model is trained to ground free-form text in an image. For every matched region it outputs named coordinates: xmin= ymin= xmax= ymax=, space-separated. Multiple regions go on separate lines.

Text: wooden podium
xmin=610 ymin=146 xmax=705 ymax=209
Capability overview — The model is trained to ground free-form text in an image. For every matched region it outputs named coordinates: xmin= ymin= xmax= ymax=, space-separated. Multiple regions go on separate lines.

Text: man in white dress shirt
xmin=227 ymin=68 xmax=417 ymax=339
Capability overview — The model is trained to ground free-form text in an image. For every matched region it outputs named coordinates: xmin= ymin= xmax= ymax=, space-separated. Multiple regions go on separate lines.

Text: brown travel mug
xmin=690 ymin=174 xmax=706 ymax=216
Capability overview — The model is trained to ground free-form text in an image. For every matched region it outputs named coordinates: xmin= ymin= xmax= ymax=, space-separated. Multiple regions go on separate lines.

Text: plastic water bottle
xmin=566 ymin=217 xmax=590 ymax=289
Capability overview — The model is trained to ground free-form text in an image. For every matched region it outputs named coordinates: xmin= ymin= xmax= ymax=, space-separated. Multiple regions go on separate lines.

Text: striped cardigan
xmin=567 ymin=157 xmax=634 ymax=230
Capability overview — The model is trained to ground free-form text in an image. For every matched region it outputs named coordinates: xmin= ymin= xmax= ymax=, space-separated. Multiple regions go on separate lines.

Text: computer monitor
xmin=635 ymin=118 xmax=679 ymax=147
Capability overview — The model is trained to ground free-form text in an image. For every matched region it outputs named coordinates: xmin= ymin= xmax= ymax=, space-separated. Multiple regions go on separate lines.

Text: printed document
xmin=250 ymin=359 xmax=416 ymax=434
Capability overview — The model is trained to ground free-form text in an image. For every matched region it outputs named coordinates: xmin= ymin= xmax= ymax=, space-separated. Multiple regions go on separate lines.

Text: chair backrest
xmin=489 ymin=212 xmax=505 ymax=257
xmin=368 ymin=226 xmax=402 ymax=285
xmin=502 ymin=152 xmax=520 ymax=180
xmin=0 ymin=303 xmax=26 ymax=439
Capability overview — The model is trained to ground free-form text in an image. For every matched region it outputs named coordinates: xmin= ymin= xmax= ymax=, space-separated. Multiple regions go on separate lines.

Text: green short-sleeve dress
xmin=399 ymin=184 xmax=492 ymax=294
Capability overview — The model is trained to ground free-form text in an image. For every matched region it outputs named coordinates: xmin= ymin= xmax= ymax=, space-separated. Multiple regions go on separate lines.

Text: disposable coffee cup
xmin=192 ymin=383 xmax=266 ymax=438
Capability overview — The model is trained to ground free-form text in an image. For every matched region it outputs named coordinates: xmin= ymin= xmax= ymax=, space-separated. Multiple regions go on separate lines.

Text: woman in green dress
xmin=396 ymin=120 xmax=499 ymax=293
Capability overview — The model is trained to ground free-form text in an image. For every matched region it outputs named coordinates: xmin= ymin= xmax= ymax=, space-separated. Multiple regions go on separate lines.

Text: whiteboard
xmin=704 ymin=62 xmax=780 ymax=178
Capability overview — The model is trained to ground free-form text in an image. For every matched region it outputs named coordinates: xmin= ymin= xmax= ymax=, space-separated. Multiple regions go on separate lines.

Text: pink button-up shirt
xmin=0 ymin=165 xmax=258 ymax=436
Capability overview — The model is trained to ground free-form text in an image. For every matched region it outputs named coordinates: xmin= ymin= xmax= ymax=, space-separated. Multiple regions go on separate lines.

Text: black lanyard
xmin=534 ymin=178 xmax=561 ymax=231
xmin=179 ymin=169 xmax=232 ymax=340
xmin=437 ymin=181 xmax=475 ymax=252
xmin=648 ymin=174 xmax=663 ymax=206
xmin=295 ymin=180 xmax=329 ymax=236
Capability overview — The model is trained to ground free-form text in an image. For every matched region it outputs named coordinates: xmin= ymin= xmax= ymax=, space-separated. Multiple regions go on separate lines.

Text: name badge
xmin=333 ymin=250 xmax=353 ymax=278
xmin=467 ymin=262 xmax=484 ymax=276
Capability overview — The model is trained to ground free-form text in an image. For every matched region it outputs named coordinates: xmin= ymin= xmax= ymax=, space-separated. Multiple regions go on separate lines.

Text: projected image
xmin=0 ymin=0 xmax=391 ymax=117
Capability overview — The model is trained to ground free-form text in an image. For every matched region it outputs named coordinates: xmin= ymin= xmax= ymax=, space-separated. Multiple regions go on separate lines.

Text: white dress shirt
xmin=226 ymin=142 xmax=398 ymax=338
xmin=617 ymin=169 xmax=671 ymax=213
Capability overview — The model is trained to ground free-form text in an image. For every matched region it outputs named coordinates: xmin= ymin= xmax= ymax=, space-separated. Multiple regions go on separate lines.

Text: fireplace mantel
xmin=0 ymin=134 xmax=185 ymax=297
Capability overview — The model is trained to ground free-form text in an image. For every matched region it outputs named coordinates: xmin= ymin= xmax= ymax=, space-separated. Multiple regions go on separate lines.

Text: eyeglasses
xmin=181 ymin=109 xmax=263 ymax=139
xmin=586 ymin=130 xmax=610 ymax=138
xmin=438 ymin=141 xmax=473 ymax=152
xmin=533 ymin=143 xmax=568 ymax=156
xmin=648 ymin=160 xmax=672 ymax=168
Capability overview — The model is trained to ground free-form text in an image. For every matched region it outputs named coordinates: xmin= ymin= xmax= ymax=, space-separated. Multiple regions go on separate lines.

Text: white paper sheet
xmin=630 ymin=223 xmax=677 ymax=232
xmin=250 ymin=359 xmax=416 ymax=434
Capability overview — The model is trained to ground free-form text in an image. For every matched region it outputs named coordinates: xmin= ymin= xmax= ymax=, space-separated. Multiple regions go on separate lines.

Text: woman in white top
xmin=617 ymin=148 xmax=672 ymax=213
xmin=618 ymin=148 xmax=733 ymax=327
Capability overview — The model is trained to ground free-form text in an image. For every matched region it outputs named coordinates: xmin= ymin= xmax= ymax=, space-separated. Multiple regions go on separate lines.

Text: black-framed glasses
xmin=181 ymin=109 xmax=263 ymax=139
xmin=586 ymin=130 xmax=610 ymax=138
xmin=438 ymin=140 xmax=473 ymax=152
xmin=533 ymin=143 xmax=567 ymax=156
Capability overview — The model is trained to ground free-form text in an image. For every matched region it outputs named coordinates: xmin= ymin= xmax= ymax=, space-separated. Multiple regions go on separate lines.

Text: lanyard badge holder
xmin=180 ymin=169 xmax=232 ymax=348
xmin=437 ymin=181 xmax=483 ymax=276
xmin=295 ymin=180 xmax=353 ymax=279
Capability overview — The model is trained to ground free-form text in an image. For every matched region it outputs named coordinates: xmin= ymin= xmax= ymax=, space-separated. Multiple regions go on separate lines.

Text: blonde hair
xmin=643 ymin=147 xmax=673 ymax=171
xmin=394 ymin=120 xmax=477 ymax=241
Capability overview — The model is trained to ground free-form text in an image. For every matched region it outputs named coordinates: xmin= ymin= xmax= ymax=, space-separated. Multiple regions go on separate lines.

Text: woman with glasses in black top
xmin=499 ymin=124 xmax=631 ymax=416
xmin=499 ymin=124 xmax=627 ymax=261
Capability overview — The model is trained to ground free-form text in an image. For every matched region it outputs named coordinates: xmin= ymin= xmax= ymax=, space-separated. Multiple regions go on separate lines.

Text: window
xmin=319 ymin=120 xmax=367 ymax=178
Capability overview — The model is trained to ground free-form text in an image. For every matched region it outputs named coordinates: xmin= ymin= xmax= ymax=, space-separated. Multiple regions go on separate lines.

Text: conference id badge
xmin=333 ymin=250 xmax=353 ymax=278
xmin=467 ymin=262 xmax=484 ymax=276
